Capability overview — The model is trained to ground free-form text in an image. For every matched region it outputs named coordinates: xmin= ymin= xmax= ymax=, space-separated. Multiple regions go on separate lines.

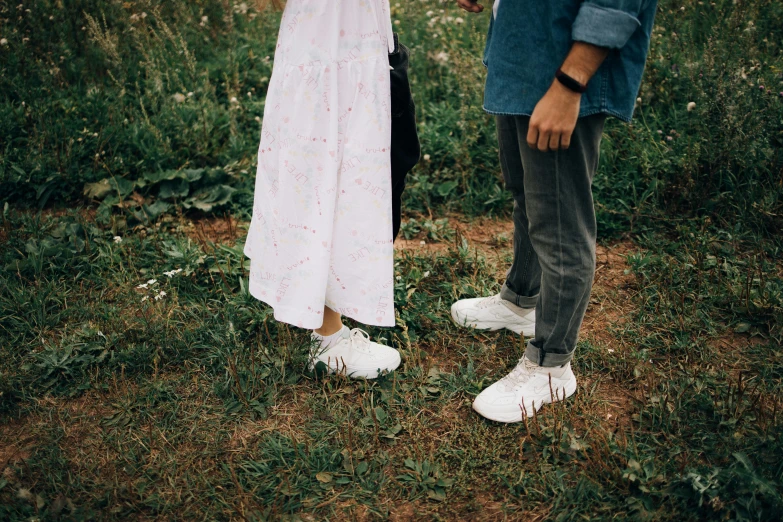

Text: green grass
xmin=1 ymin=0 xmax=783 ymax=519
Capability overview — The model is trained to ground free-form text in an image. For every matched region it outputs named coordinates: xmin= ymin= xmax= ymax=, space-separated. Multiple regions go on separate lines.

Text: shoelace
xmin=348 ymin=328 xmax=379 ymax=357
xmin=477 ymin=294 xmax=502 ymax=309
xmin=497 ymin=357 xmax=540 ymax=392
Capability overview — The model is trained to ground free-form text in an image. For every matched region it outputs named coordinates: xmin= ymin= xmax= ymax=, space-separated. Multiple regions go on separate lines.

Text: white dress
xmin=244 ymin=0 xmax=396 ymax=330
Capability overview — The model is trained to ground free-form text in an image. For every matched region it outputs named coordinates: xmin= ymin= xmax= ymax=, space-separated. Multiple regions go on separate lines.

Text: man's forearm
xmin=559 ymin=42 xmax=610 ymax=86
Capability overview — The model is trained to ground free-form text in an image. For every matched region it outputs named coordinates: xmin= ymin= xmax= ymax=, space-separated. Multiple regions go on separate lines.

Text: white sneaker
xmin=472 ymin=356 xmax=577 ymax=423
xmin=451 ymin=294 xmax=535 ymax=336
xmin=309 ymin=328 xmax=401 ymax=379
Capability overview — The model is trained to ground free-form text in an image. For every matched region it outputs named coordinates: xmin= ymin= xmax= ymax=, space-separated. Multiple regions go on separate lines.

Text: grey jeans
xmin=496 ymin=114 xmax=606 ymax=367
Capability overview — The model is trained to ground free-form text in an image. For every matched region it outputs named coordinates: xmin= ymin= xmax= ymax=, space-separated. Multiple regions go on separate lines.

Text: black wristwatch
xmin=555 ymin=68 xmax=588 ymax=94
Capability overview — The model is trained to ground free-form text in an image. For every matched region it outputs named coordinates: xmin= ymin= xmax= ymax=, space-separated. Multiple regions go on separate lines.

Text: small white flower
xmin=141 ymin=295 xmax=149 ymax=302
xmin=255 ymin=116 xmax=262 ymax=123
xmin=423 ymin=271 xmax=430 ymax=278
xmin=455 ymin=17 xmax=464 ymax=24
xmin=687 ymin=101 xmax=696 ymax=111
xmin=147 ymin=279 xmax=157 ymax=285
xmin=137 ymin=283 xmax=148 ymax=289
xmin=396 ymin=275 xmax=402 ymax=280
xmin=187 ymin=91 xmax=194 ymax=97
xmin=113 ymin=236 xmax=122 ymax=244
xmin=419 ymin=240 xmax=426 ymax=245
xmin=434 ymin=51 xmax=449 ymax=64
xmin=154 ymin=290 xmax=167 ymax=301
xmin=636 ymin=97 xmax=642 ymax=104
xmin=163 ymin=268 xmax=183 ymax=278
xmin=423 ymin=154 xmax=431 ymax=161
xmin=608 ymin=348 xmax=615 ymax=353
xmin=394 ymin=19 xmax=400 ymax=25
xmin=173 ymin=93 xmax=186 ymax=103
xmin=230 ymin=96 xmax=239 ymax=104
xmin=140 ymin=12 xmax=147 ymax=18
xmin=0 ymin=38 xmax=8 ymax=46
xmin=200 ymin=15 xmax=209 ymax=26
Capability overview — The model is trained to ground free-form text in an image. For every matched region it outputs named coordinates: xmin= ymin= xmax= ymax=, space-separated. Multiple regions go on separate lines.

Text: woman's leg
xmin=315 ymin=306 xmax=344 ymax=336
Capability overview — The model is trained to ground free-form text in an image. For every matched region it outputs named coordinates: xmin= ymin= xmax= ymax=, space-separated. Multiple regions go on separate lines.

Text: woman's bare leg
xmin=315 ymin=306 xmax=344 ymax=336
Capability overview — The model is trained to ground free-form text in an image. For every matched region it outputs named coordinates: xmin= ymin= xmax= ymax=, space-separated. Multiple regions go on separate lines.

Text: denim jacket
xmin=483 ymin=0 xmax=658 ymax=122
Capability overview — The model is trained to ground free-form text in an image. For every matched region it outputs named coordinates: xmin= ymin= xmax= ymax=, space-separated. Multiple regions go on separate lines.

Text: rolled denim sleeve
xmin=572 ymin=1 xmax=643 ymax=49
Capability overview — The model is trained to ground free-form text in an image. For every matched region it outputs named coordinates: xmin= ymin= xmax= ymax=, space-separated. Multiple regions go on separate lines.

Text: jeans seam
xmin=548 ymin=148 xmax=565 ymax=366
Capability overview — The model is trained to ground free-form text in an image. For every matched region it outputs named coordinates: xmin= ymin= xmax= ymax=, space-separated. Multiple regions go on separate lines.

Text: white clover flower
xmin=434 ymin=51 xmax=449 ymax=64
xmin=423 ymin=154 xmax=431 ymax=161
xmin=173 ymin=93 xmax=186 ymax=103
xmin=200 ymin=15 xmax=209 ymax=26
xmin=455 ymin=17 xmax=464 ymax=24
xmin=687 ymin=101 xmax=696 ymax=111
xmin=0 ymin=38 xmax=8 ymax=46
xmin=396 ymin=275 xmax=402 ymax=280
xmin=230 ymin=96 xmax=239 ymax=104
xmin=113 ymin=236 xmax=122 ymax=243
xmin=426 ymin=10 xmax=434 ymax=16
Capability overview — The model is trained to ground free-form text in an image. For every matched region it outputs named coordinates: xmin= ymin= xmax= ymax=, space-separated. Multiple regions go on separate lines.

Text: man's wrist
xmin=555 ymin=68 xmax=588 ymax=93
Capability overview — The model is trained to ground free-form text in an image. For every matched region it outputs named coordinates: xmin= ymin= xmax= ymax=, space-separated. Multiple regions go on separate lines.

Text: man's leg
xmin=450 ymin=115 xmax=539 ymax=336
xmin=517 ymin=114 xmax=605 ymax=366
xmin=469 ymin=114 xmax=605 ymax=423
xmin=497 ymin=116 xmax=542 ymax=310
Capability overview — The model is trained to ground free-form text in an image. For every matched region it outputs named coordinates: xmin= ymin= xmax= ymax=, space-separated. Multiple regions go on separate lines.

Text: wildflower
xmin=759 ymin=85 xmax=765 ymax=91
xmin=154 ymin=290 xmax=167 ymax=301
xmin=394 ymin=19 xmax=400 ymax=25
xmin=130 ymin=13 xmax=139 ymax=22
xmin=0 ymin=38 xmax=8 ymax=46
xmin=396 ymin=275 xmax=402 ymax=280
xmin=173 ymin=93 xmax=186 ymax=103
xmin=455 ymin=17 xmax=464 ymax=24
xmin=137 ymin=283 xmax=148 ymax=289
xmin=656 ymin=130 xmax=663 ymax=135
xmin=423 ymin=154 xmax=431 ymax=161
xmin=666 ymin=136 xmax=673 ymax=142
xmin=423 ymin=271 xmax=430 ymax=278
xmin=687 ymin=101 xmax=696 ymax=111
xmin=113 ymin=236 xmax=122 ymax=243
xmin=141 ymin=295 xmax=149 ymax=302
xmin=200 ymin=15 xmax=208 ymax=26
xmin=426 ymin=10 xmax=434 ymax=16
xmin=187 ymin=91 xmax=194 ymax=97
xmin=140 ymin=12 xmax=147 ymax=18
xmin=147 ymin=279 xmax=157 ymax=285
xmin=419 ymin=240 xmax=426 ymax=245
xmin=230 ymin=96 xmax=239 ymax=104
xmin=255 ymin=116 xmax=262 ymax=123
xmin=163 ymin=268 xmax=183 ymax=278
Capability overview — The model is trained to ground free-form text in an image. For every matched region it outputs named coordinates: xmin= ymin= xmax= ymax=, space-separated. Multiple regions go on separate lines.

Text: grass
xmin=1 ymin=0 xmax=783 ymax=520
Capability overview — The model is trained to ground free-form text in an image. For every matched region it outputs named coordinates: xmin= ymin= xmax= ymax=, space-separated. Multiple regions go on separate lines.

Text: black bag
xmin=389 ymin=33 xmax=421 ymax=240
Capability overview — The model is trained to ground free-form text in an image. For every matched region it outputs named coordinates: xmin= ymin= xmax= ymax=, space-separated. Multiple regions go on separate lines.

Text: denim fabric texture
xmin=483 ymin=0 xmax=658 ymax=121
xmin=496 ymin=114 xmax=606 ymax=367
xmin=389 ymin=34 xmax=421 ymax=239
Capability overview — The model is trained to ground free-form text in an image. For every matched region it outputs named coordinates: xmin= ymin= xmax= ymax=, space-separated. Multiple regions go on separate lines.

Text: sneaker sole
xmin=310 ymin=358 xmax=401 ymax=380
xmin=472 ymin=376 xmax=578 ymax=423
xmin=450 ymin=308 xmax=535 ymax=337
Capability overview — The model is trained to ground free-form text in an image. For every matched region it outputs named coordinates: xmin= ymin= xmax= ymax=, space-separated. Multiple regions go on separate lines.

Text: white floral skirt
xmin=244 ymin=0 xmax=396 ymax=329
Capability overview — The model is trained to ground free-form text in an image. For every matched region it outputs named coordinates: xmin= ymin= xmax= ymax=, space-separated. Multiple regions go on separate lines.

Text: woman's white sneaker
xmin=451 ymin=294 xmax=535 ymax=336
xmin=472 ymin=356 xmax=577 ymax=423
xmin=309 ymin=328 xmax=401 ymax=379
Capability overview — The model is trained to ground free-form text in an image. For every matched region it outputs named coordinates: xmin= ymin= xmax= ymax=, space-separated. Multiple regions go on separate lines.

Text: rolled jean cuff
xmin=525 ymin=341 xmax=575 ymax=368
xmin=500 ymin=282 xmax=538 ymax=309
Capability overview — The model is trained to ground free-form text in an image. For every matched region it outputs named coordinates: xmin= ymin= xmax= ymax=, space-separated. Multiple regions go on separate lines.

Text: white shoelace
xmin=477 ymin=294 xmax=503 ymax=309
xmin=497 ymin=357 xmax=540 ymax=392
xmin=347 ymin=328 xmax=379 ymax=356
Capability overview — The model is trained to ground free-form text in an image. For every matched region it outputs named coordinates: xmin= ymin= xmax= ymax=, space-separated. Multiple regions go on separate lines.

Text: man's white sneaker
xmin=472 ymin=356 xmax=577 ymax=423
xmin=309 ymin=328 xmax=401 ymax=379
xmin=451 ymin=294 xmax=535 ymax=336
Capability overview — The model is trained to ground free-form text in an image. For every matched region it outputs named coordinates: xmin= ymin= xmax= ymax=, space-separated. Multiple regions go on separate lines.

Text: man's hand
xmin=527 ymin=42 xmax=609 ymax=152
xmin=456 ymin=0 xmax=484 ymax=13
xmin=526 ymin=80 xmax=581 ymax=152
